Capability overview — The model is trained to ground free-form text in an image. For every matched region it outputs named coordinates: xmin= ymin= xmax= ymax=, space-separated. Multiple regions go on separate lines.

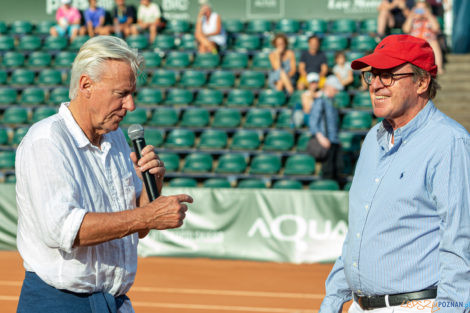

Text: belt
xmin=353 ymin=288 xmax=437 ymax=311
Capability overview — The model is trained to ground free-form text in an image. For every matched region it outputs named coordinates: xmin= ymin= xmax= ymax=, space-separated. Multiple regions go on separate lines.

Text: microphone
xmin=128 ymin=124 xmax=159 ymax=201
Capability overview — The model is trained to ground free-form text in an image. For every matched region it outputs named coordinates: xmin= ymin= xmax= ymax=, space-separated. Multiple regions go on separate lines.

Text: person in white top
xmin=195 ymin=1 xmax=226 ymax=53
xmin=15 ymin=36 xmax=193 ymax=313
xmin=131 ymin=0 xmax=165 ymax=44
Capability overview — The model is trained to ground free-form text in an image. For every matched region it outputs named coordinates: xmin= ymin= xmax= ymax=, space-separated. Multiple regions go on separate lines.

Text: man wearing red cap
xmin=319 ymin=34 xmax=470 ymax=313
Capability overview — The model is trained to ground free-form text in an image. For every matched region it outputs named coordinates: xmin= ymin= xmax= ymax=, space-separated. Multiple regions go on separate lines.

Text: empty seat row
xmin=0 ymin=51 xmax=76 ymax=68
xmin=0 ymin=35 xmax=89 ymax=52
xmin=0 ymin=68 xmax=67 ymax=86
xmin=0 ymin=87 xmax=69 ymax=105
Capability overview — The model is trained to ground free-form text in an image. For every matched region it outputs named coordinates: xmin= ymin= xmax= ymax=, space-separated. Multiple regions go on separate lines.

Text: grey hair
xmin=410 ymin=64 xmax=440 ymax=99
xmin=69 ymin=36 xmax=144 ymax=100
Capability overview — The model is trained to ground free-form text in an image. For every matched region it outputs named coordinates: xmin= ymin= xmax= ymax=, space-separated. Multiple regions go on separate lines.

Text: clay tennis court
xmin=0 ymin=251 xmax=352 ymax=313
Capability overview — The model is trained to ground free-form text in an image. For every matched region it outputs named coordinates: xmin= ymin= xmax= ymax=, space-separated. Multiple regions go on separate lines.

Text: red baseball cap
xmin=351 ymin=34 xmax=438 ymax=77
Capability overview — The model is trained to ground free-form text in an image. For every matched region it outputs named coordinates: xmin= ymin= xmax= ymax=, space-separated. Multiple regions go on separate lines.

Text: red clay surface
xmin=0 ymin=251 xmax=352 ymax=312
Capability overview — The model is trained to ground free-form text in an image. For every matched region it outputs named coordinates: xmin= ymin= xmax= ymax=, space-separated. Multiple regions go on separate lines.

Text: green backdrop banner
xmin=0 ymin=184 xmax=349 ymax=263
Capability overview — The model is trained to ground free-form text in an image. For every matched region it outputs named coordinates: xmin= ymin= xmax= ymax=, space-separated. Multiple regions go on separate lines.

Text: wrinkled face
xmin=88 ymin=60 xmax=136 ymax=136
xmin=368 ymin=64 xmax=420 ymax=126
xmin=308 ymin=37 xmax=319 ymax=53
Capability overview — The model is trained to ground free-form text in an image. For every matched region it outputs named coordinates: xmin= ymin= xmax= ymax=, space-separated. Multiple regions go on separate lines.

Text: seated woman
xmin=80 ymin=0 xmax=110 ymax=37
xmin=268 ymin=33 xmax=296 ymax=95
xmin=403 ymin=0 xmax=444 ymax=74
xmin=50 ymin=0 xmax=81 ymax=42
xmin=194 ymin=2 xmax=227 ymax=53
xmin=332 ymin=51 xmax=354 ymax=89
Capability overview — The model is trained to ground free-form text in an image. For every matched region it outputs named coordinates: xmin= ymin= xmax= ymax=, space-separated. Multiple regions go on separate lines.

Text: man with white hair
xmin=15 ymin=36 xmax=193 ymax=313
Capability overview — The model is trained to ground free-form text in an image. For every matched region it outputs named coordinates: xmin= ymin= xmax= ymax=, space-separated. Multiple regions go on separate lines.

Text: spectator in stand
xmin=403 ymin=0 xmax=444 ymax=74
xmin=297 ymin=35 xmax=328 ymax=91
xmin=50 ymin=0 xmax=81 ymax=42
xmin=111 ymin=0 xmax=137 ymax=38
xmin=268 ymin=33 xmax=296 ymax=95
xmin=194 ymin=0 xmax=227 ymax=53
xmin=301 ymin=72 xmax=321 ymax=115
xmin=377 ymin=0 xmax=415 ymax=37
xmin=131 ymin=0 xmax=165 ymax=44
xmin=332 ymin=51 xmax=354 ymax=89
xmin=80 ymin=0 xmax=110 ymax=37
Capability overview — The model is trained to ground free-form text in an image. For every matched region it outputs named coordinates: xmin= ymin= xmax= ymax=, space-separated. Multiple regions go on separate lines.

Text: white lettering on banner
xmin=46 ymin=0 xmax=114 ymax=14
xmin=253 ymin=0 xmax=278 ymax=8
xmin=327 ymin=0 xmax=380 ymax=12
xmin=248 ymin=215 xmax=348 ymax=242
xmin=162 ymin=0 xmax=189 ymax=11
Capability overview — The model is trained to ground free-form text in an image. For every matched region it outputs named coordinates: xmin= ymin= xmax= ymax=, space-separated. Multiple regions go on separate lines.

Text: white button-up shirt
xmin=16 ymin=103 xmax=142 ymax=313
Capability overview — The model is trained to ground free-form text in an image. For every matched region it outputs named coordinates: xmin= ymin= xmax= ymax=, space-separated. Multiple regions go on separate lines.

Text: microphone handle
xmin=132 ymin=137 xmax=159 ymax=201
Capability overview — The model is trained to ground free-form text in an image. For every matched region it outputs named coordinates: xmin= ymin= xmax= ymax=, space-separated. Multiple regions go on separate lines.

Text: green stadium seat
xmin=352 ymin=91 xmax=372 ymax=109
xmin=339 ymin=131 xmax=362 ymax=153
xmin=121 ymin=107 xmax=148 ymax=125
xmin=68 ymin=36 xmax=89 ymax=51
xmin=302 ymin=19 xmax=327 ymax=34
xmin=334 ymin=91 xmax=350 ymax=108
xmin=343 ymin=181 xmax=352 ymax=191
xmin=239 ymin=71 xmax=265 ymax=89
xmin=249 ymin=154 xmax=281 ymax=174
xmin=0 ymin=22 xmax=7 ymax=34
xmin=183 ymin=153 xmax=213 ymax=173
xmin=0 ymin=36 xmax=14 ymax=51
xmin=284 ymin=154 xmax=316 ymax=175
xmin=325 ymin=51 xmax=336 ymax=68
xmin=226 ymin=89 xmax=254 ymax=107
xmin=32 ymin=107 xmax=57 ymax=123
xmin=275 ymin=19 xmax=300 ymax=34
xmin=234 ymin=34 xmax=261 ymax=51
xmin=275 ymin=110 xmax=292 ymax=128
xmin=54 ymin=51 xmax=76 ymax=68
xmin=257 ymin=89 xmax=286 ymax=107
xmin=180 ymin=108 xmax=210 ymax=127
xmin=2 ymin=51 xmax=25 ymax=67
xmin=18 ymin=35 xmax=42 ymax=51
xmin=192 ymin=53 xmax=220 ymax=69
xmin=237 ymin=179 xmax=266 ymax=188
xmin=216 ymin=154 xmax=247 ymax=173
xmin=21 ymin=87 xmax=46 ymax=104
xmin=178 ymin=70 xmax=206 ymax=88
xmin=169 ymin=178 xmax=197 ymax=187
xmin=360 ymin=19 xmax=378 ymax=34
xmin=208 ymin=71 xmax=235 ymax=88
xmin=287 ymin=90 xmax=303 ymax=108
xmin=136 ymin=72 xmax=147 ymax=87
xmin=321 ymin=35 xmax=349 ymax=51
xmin=150 ymin=69 xmax=176 ymax=87
xmin=341 ymin=111 xmax=373 ymax=130
xmin=224 ymin=20 xmax=244 ymax=33
xmin=203 ymin=178 xmax=231 ymax=188
xmin=0 ymin=128 xmax=9 ymax=145
xmin=0 ymin=150 xmax=15 ymax=169
xmin=12 ymin=126 xmax=29 ymax=145
xmin=136 ymin=88 xmax=163 ymax=105
xmin=221 ymin=52 xmax=248 ymax=69
xmin=194 ymin=89 xmax=223 ymax=107
xmin=0 ymin=70 xmax=7 ymax=85
xmin=142 ymin=51 xmax=161 ymax=68
xmin=212 ymin=108 xmax=241 ymax=128
xmin=10 ymin=21 xmax=32 ymax=34
xmin=231 ymin=130 xmax=260 ymax=150
xmin=293 ymin=35 xmax=310 ymax=50
xmin=2 ymin=107 xmax=28 ymax=124
xmin=309 ymin=179 xmax=340 ymax=190
xmin=179 ymin=34 xmax=197 ymax=50
xmin=49 ymin=87 xmax=69 ymax=104
xmin=43 ymin=36 xmax=68 ymax=51
xmin=148 ymin=108 xmax=178 ymax=126
xmin=346 ymin=51 xmax=365 ymax=63
xmin=153 ymin=34 xmax=176 ymax=50
xmin=164 ymin=51 xmax=191 ymax=68
xmin=126 ymin=35 xmax=148 ymax=50
xmin=27 ymin=51 xmax=52 ymax=67
xmin=164 ymin=129 xmax=195 ymax=148
xmin=245 ymin=109 xmax=274 ymax=128
xmin=350 ymin=35 xmax=377 ymax=52
xmin=262 ymin=130 xmax=294 ymax=151
xmin=35 ymin=21 xmax=55 ymax=35
xmin=158 ymin=152 xmax=180 ymax=172
xmin=198 ymin=129 xmax=228 ymax=149
xmin=296 ymin=133 xmax=311 ymax=152
xmin=331 ymin=19 xmax=357 ymax=34
xmin=38 ymin=69 xmax=63 ymax=85
xmin=165 ymin=19 xmax=190 ymax=34
xmin=251 ymin=52 xmax=271 ymax=70
xmin=272 ymin=180 xmax=303 ymax=189
xmin=163 ymin=89 xmax=193 ymax=105
xmin=11 ymin=69 xmax=35 ymax=85
xmin=246 ymin=20 xmax=272 ymax=33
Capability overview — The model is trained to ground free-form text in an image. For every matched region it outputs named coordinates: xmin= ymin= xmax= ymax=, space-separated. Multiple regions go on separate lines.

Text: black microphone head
xmin=128 ymin=124 xmax=144 ymax=141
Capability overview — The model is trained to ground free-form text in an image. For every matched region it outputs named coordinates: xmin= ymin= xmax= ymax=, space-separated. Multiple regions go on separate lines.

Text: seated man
xmin=297 ymin=35 xmax=328 ymax=90
xmin=131 ymin=0 xmax=165 ymax=44
xmin=81 ymin=0 xmax=110 ymax=37
xmin=111 ymin=0 xmax=137 ymax=38
xmin=50 ymin=0 xmax=81 ymax=42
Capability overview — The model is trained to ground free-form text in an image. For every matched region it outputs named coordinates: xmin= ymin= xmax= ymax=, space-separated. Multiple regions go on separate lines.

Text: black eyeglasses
xmin=362 ymin=71 xmax=415 ymax=87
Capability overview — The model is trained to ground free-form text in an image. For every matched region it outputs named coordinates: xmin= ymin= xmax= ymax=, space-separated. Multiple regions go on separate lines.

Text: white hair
xmin=69 ymin=36 xmax=143 ymax=100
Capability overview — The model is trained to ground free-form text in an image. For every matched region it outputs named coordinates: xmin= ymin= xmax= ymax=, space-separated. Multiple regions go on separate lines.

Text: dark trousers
xmin=321 ymin=143 xmax=344 ymax=183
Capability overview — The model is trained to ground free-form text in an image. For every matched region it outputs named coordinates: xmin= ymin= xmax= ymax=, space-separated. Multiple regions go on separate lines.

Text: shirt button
xmin=375 ymin=178 xmax=380 ymax=183
xmin=353 ymin=262 xmax=357 ymax=267
xmin=365 ymin=204 xmax=369 ymax=210
xmin=356 ymin=233 xmax=361 ymax=238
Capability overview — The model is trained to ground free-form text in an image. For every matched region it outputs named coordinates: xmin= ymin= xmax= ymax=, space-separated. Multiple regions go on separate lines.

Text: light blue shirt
xmin=320 ymin=101 xmax=470 ymax=313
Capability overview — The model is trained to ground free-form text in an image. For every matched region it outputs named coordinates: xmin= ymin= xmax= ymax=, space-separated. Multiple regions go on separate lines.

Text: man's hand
xmin=316 ymin=132 xmax=331 ymax=149
xmin=141 ymin=194 xmax=194 ymax=230
xmin=130 ymin=145 xmax=165 ymax=195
